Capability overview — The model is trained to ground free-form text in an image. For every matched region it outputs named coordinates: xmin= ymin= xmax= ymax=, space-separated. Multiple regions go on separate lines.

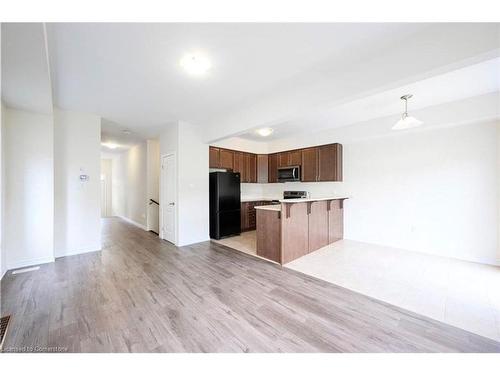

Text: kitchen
xmin=208 ymin=142 xmax=348 ymax=264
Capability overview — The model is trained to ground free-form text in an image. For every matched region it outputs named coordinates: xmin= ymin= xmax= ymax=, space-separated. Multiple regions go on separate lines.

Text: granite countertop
xmin=279 ymin=196 xmax=349 ymax=203
xmin=254 ymin=204 xmax=282 ymax=211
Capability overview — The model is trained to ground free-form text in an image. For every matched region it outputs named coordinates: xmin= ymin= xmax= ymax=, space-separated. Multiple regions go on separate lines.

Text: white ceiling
xmin=238 ymin=57 xmax=500 ymax=141
xmin=100 ymin=119 xmax=145 ymax=153
xmin=1 ymin=23 xmax=53 ymax=114
xmin=2 ymin=23 xmax=499 ymax=147
xmin=45 ymin=23 xmax=428 ymax=138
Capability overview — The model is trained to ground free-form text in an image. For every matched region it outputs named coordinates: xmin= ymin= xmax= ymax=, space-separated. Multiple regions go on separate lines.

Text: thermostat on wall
xmin=79 ymin=168 xmax=90 ymax=182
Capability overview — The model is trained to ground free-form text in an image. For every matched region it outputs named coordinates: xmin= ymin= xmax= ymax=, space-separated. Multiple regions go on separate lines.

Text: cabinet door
xmin=241 ymin=153 xmax=250 ymax=183
xmin=288 ymin=150 xmax=302 ymax=166
xmin=248 ymin=154 xmax=257 ymax=183
xmin=301 ymin=147 xmax=318 ymax=182
xmin=278 ymin=152 xmax=289 ymax=167
xmin=318 ymin=143 xmax=343 ymax=181
xmin=257 ymin=154 xmax=268 ymax=183
xmin=219 ymin=149 xmax=234 ymax=170
xmin=256 ymin=209 xmax=281 ymax=263
xmin=281 ymin=203 xmax=309 ymax=264
xmin=234 ymin=152 xmax=246 ymax=181
xmin=268 ymin=154 xmax=278 ymax=182
xmin=240 ymin=202 xmax=248 ymax=231
xmin=209 ymin=147 xmax=220 ymax=168
xmin=308 ymin=201 xmax=329 ymax=252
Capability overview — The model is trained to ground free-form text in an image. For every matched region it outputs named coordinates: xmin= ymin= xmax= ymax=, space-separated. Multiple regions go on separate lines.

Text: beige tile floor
xmin=286 ymin=240 xmax=500 ymax=342
xmin=212 ymin=230 xmax=258 ymax=256
xmin=213 ymin=233 xmax=500 ymax=342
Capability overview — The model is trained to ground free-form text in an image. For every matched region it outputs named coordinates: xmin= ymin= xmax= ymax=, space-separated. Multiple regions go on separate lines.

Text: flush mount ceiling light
xmin=392 ymin=94 xmax=423 ymax=130
xmin=180 ymin=52 xmax=211 ymax=76
xmin=102 ymin=143 xmax=118 ymax=149
xmin=255 ymin=127 xmax=274 ymax=137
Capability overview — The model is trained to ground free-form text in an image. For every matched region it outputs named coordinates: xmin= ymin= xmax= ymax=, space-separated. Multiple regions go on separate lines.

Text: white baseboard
xmin=55 ymin=243 xmax=102 ymax=258
xmin=117 ymin=215 xmax=147 ymax=230
xmin=6 ymin=256 xmax=55 ymax=273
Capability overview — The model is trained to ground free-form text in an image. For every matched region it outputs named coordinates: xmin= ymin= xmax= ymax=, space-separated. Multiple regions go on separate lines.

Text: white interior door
xmin=160 ymin=154 xmax=176 ymax=244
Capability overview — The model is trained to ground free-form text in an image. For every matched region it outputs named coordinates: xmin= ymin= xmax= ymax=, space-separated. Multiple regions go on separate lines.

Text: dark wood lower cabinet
xmin=307 ymin=201 xmax=329 ymax=252
xmin=281 ymin=203 xmax=309 ymax=264
xmin=241 ymin=200 xmax=274 ymax=231
xmin=277 ymin=199 xmax=345 ymax=264
xmin=256 ymin=209 xmax=281 ymax=263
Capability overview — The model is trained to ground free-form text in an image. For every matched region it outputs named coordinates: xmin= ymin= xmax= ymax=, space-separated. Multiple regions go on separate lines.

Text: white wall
xmin=1 ymin=102 xmax=5 ymax=278
xmin=124 ymin=143 xmax=147 ymax=227
xmin=54 ymin=109 xmax=101 ymax=257
xmin=146 ymin=139 xmax=160 ymax=232
xmin=2 ymin=107 xmax=54 ymax=269
xmin=159 ymin=121 xmax=209 ymax=246
xmin=177 ymin=122 xmax=209 ymax=246
xmin=100 ymin=159 xmax=112 ymax=217
xmin=101 ymin=151 xmax=127 ymax=218
xmin=258 ymin=121 xmax=500 ymax=265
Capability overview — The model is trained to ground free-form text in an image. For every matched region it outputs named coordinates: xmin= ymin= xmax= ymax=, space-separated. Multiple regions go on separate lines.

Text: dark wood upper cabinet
xmin=248 ymin=154 xmax=257 ymax=183
xmin=268 ymin=153 xmax=278 ymax=183
xmin=257 ymin=154 xmax=268 ymax=183
xmin=210 ymin=143 xmax=342 ymax=182
xmin=277 ymin=152 xmax=288 ymax=167
xmin=301 ymin=147 xmax=318 ymax=182
xmin=278 ymin=150 xmax=302 ymax=167
xmin=219 ymin=149 xmax=234 ymax=170
xmin=318 ymin=143 xmax=342 ymax=181
xmin=233 ymin=152 xmax=245 ymax=181
xmin=289 ymin=150 xmax=302 ymax=166
xmin=209 ymin=147 xmax=220 ymax=168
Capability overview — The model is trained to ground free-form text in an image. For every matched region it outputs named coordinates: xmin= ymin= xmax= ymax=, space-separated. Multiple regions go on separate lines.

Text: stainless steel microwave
xmin=278 ymin=166 xmax=301 ymax=182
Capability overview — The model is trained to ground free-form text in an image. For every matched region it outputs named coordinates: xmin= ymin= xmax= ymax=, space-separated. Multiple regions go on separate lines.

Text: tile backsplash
xmin=241 ymin=181 xmax=346 ymax=200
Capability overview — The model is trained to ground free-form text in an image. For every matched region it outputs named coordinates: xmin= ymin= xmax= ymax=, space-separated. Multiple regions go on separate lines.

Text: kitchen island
xmin=255 ymin=197 xmax=348 ymax=264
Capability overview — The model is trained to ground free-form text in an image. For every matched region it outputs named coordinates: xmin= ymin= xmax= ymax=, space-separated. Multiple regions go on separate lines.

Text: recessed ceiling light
xmin=392 ymin=94 xmax=423 ymax=130
xmin=256 ymin=128 xmax=274 ymax=137
xmin=180 ymin=52 xmax=211 ymax=76
xmin=102 ymin=143 xmax=118 ymax=149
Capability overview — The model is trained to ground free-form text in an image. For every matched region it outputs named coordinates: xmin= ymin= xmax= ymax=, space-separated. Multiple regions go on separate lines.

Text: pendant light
xmin=392 ymin=94 xmax=423 ymax=130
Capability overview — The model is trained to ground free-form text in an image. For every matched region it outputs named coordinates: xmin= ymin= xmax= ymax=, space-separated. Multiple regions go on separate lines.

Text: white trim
xmin=6 ymin=256 xmax=55 ymax=272
xmin=117 ymin=215 xmax=147 ymax=230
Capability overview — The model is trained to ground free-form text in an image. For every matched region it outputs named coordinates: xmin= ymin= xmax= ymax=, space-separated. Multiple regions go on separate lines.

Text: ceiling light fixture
xmin=102 ymin=143 xmax=118 ymax=149
xmin=392 ymin=94 xmax=423 ymax=130
xmin=256 ymin=128 xmax=274 ymax=137
xmin=180 ymin=52 xmax=211 ymax=76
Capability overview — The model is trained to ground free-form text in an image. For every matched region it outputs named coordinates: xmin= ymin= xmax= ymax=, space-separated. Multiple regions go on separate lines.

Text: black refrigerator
xmin=209 ymin=172 xmax=241 ymax=240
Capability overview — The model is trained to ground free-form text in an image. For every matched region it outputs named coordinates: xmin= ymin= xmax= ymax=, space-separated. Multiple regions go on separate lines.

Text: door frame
xmin=160 ymin=152 xmax=177 ymax=245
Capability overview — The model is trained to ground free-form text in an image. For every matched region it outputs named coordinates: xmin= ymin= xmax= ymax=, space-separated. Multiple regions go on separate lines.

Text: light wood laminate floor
xmin=1 ymin=218 xmax=499 ymax=353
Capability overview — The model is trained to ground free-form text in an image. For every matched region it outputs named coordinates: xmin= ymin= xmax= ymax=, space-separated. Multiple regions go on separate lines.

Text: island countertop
xmin=279 ymin=196 xmax=349 ymax=203
xmin=254 ymin=204 xmax=281 ymax=211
